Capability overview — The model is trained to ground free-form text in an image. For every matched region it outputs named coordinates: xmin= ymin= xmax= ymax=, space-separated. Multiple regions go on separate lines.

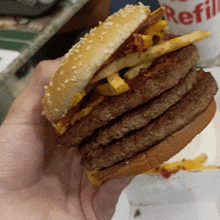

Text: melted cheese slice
xmin=146 ymin=153 xmax=219 ymax=174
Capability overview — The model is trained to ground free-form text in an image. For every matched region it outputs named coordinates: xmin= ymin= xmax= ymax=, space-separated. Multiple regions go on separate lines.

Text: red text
xmin=164 ymin=0 xmax=220 ymax=25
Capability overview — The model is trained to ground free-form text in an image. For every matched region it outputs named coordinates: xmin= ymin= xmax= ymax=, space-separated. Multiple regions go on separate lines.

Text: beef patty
xmin=81 ymin=69 xmax=218 ymax=170
xmin=79 ymin=67 xmax=198 ymax=155
xmin=58 ymin=44 xmax=200 ymax=148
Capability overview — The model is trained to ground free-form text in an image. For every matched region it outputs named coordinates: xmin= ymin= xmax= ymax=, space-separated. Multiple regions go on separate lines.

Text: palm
xmin=0 ymin=60 xmax=131 ymax=220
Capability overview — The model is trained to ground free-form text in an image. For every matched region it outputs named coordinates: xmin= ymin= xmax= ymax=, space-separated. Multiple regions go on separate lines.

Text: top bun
xmin=42 ymin=3 xmax=151 ymax=122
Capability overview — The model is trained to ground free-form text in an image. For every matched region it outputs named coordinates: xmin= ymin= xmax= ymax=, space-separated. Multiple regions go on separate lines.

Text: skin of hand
xmin=0 ymin=58 xmax=133 ymax=220
xmin=59 ymin=0 xmax=111 ymax=34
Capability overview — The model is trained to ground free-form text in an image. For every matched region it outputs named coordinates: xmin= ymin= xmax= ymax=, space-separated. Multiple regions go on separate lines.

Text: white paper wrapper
xmin=112 ymin=67 xmax=220 ymax=220
xmin=158 ymin=0 xmax=220 ymax=63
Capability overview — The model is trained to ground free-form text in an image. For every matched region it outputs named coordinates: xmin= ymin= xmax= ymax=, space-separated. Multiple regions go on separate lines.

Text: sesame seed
xmin=61 ymin=84 xmax=65 ymax=88
xmin=65 ymin=53 xmax=69 ymax=58
xmin=104 ymin=49 xmax=112 ymax=54
xmin=71 ymin=66 xmax=77 ymax=70
xmin=90 ymin=33 xmax=95 ymax=36
xmin=57 ymin=87 xmax=61 ymax=91
xmin=41 ymin=111 xmax=45 ymax=116
xmin=124 ymin=24 xmax=129 ymax=29
xmin=71 ymin=77 xmax=76 ymax=82
xmin=99 ymin=36 xmax=104 ymax=42
xmin=88 ymin=40 xmax=93 ymax=43
xmin=60 ymin=71 xmax=64 ymax=75
xmin=76 ymin=44 xmax=81 ymax=48
xmin=106 ymin=17 xmax=111 ymax=21
xmin=73 ymin=49 xmax=79 ymax=53
xmin=65 ymin=79 xmax=69 ymax=84
xmin=79 ymin=62 xmax=82 ymax=66
xmin=86 ymin=45 xmax=91 ymax=50
xmin=54 ymin=108 xmax=59 ymax=112
xmin=132 ymin=14 xmax=138 ymax=19
xmin=46 ymin=93 xmax=51 ymax=97
xmin=108 ymin=42 xmax=114 ymax=47
xmin=49 ymin=82 xmax=53 ymax=86
xmin=44 ymin=85 xmax=48 ymax=89
xmin=48 ymin=99 xmax=52 ymax=104
xmin=115 ymin=24 xmax=120 ymax=27
xmin=98 ymin=21 xmax=102 ymax=25
xmin=71 ymin=44 xmax=76 ymax=49
xmin=101 ymin=32 xmax=107 ymax=35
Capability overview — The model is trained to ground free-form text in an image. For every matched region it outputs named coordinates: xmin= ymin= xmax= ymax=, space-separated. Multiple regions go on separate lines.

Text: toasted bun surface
xmin=42 ymin=3 xmax=150 ymax=122
xmin=92 ymin=99 xmax=216 ymax=184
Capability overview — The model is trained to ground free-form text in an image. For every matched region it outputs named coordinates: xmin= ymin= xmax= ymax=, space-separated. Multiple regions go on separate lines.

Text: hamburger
xmin=42 ymin=3 xmax=218 ymax=185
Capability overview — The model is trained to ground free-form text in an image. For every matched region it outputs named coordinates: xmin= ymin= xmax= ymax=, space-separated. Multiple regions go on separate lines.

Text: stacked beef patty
xmin=58 ymin=44 xmax=218 ymax=172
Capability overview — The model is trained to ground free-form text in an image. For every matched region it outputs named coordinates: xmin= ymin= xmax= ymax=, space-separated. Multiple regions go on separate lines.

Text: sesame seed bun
xmin=42 ymin=3 xmax=150 ymax=122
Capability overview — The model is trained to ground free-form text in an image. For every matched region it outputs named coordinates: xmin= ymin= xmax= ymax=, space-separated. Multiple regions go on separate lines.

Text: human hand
xmin=0 ymin=59 xmax=132 ymax=220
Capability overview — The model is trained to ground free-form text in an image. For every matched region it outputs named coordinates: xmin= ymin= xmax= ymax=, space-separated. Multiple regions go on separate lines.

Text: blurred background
xmin=33 ymin=0 xmax=160 ymax=63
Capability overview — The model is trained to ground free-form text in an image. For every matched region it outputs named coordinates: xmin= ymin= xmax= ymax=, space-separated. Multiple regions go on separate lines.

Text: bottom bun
xmin=89 ymin=99 xmax=216 ymax=185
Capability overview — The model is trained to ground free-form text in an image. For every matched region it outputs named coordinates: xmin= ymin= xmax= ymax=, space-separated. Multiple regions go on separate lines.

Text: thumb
xmin=5 ymin=58 xmax=63 ymax=123
xmin=27 ymin=58 xmax=63 ymax=97
xmin=0 ymin=59 xmax=62 ymax=190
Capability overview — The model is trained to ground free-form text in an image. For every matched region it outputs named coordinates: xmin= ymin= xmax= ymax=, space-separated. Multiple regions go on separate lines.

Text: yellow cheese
xmin=86 ymin=170 xmax=103 ymax=186
xmin=145 ymin=20 xmax=168 ymax=39
xmin=134 ymin=34 xmax=153 ymax=50
xmin=71 ymin=90 xmax=86 ymax=108
xmin=55 ymin=121 xmax=68 ymax=136
xmin=71 ymin=109 xmax=88 ymax=125
xmin=146 ymin=153 xmax=219 ymax=175
xmin=71 ymin=96 xmax=104 ymax=125
xmin=55 ymin=94 xmax=104 ymax=135
xmin=133 ymin=20 xmax=168 ymax=52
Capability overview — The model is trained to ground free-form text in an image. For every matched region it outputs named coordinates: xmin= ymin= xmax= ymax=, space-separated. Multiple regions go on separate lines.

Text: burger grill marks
xmin=58 ymin=44 xmax=200 ymax=148
xmin=81 ymin=69 xmax=218 ymax=171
